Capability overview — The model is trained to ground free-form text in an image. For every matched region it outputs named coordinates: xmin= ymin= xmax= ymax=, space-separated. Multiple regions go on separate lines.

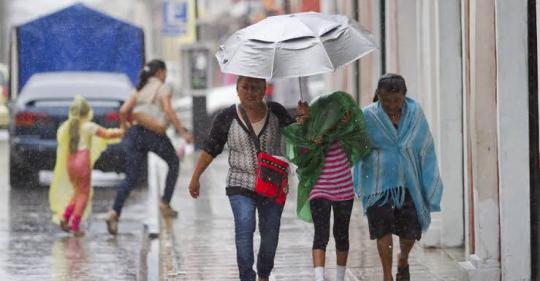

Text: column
xmin=495 ymin=0 xmax=530 ymax=279
xmin=458 ymin=0 xmax=501 ymax=279
xmin=435 ymin=0 xmax=465 ymax=248
xmin=358 ymin=0 xmax=381 ymax=106
xmin=416 ymin=0 xmax=441 ymax=247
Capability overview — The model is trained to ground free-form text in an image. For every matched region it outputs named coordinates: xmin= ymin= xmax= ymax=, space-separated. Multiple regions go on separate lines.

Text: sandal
xmin=159 ymin=203 xmax=178 ymax=218
xmin=59 ymin=220 xmax=71 ymax=233
xmin=396 ymin=265 xmax=410 ymax=281
xmin=105 ymin=210 xmax=119 ymax=235
xmin=72 ymin=230 xmax=85 ymax=237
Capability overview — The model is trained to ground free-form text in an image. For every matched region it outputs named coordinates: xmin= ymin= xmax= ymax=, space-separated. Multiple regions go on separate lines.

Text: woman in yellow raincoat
xmin=49 ymin=96 xmax=124 ymax=236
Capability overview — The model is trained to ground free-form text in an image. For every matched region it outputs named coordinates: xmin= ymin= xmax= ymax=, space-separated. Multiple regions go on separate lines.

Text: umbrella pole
xmin=298 ymin=77 xmax=304 ymax=102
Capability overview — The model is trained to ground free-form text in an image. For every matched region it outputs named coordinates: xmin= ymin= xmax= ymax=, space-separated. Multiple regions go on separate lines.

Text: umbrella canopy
xmin=216 ymin=12 xmax=377 ymax=80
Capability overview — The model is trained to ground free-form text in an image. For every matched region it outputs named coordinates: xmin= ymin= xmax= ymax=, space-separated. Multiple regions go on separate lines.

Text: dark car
xmin=9 ymin=72 xmax=132 ymax=187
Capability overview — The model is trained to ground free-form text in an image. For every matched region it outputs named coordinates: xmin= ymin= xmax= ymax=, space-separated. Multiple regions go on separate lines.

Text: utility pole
xmin=194 ymin=0 xmax=199 ymax=40
xmin=353 ymin=0 xmax=360 ymax=102
xmin=380 ymin=0 xmax=386 ymax=75
xmin=190 ymin=0 xmax=210 ymax=150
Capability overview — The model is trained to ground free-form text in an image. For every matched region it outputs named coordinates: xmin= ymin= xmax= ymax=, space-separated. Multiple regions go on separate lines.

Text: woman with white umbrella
xmin=188 ymin=76 xmax=297 ymax=281
xmin=208 ymin=12 xmax=378 ymax=280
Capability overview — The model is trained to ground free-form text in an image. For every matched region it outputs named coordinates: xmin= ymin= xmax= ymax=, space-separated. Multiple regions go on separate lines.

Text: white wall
xmin=387 ymin=0 xmax=464 ymax=248
xmin=435 ymin=0 xmax=464 ymax=248
xmin=459 ymin=0 xmax=502 ymax=279
xmin=467 ymin=0 xmax=500 ymax=262
xmin=415 ymin=0 xmax=441 ymax=247
xmin=358 ymin=0 xmax=382 ymax=106
xmin=394 ymin=0 xmax=418 ymax=98
xmin=495 ymin=0 xmax=531 ymax=279
xmin=460 ymin=1 xmax=532 ymax=279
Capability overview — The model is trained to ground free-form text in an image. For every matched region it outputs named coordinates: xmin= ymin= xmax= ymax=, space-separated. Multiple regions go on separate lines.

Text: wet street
xmin=0 ymin=127 xmax=467 ymax=280
xmin=160 ymin=152 xmax=467 ymax=281
xmin=0 ymin=131 xmax=150 ymax=281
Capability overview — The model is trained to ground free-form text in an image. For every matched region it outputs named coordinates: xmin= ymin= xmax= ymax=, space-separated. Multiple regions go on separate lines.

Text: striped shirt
xmin=309 ymin=142 xmax=355 ymax=201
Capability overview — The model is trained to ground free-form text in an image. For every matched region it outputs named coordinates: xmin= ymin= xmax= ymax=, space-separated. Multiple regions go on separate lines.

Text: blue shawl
xmin=353 ymin=97 xmax=443 ymax=231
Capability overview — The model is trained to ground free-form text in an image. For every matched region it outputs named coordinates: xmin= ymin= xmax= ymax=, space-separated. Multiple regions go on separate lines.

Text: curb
xmin=147 ymin=153 xmax=161 ymax=237
xmin=137 ymin=225 xmax=159 ymax=281
xmin=139 ymin=224 xmax=160 ymax=281
xmin=160 ymin=216 xmax=179 ymax=280
xmin=148 ymin=153 xmax=181 ymax=280
xmin=140 ymin=153 xmax=165 ymax=281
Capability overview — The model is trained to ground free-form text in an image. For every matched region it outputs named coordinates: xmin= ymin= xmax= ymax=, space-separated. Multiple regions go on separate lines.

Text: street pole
xmin=380 ymin=0 xmax=386 ymax=75
xmin=194 ymin=0 xmax=199 ymax=40
xmin=353 ymin=0 xmax=361 ymax=102
xmin=191 ymin=0 xmax=209 ymax=150
xmin=528 ymin=0 xmax=540 ymax=277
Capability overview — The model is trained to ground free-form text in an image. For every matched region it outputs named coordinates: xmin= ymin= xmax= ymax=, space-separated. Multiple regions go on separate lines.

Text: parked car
xmin=9 ymin=72 xmax=132 ymax=186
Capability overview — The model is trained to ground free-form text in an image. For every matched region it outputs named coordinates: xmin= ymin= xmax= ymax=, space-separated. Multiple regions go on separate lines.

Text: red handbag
xmin=255 ymin=152 xmax=289 ymax=205
xmin=240 ymin=107 xmax=289 ymax=205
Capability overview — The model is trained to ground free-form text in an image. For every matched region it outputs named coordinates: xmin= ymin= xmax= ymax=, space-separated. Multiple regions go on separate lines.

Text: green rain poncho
xmin=282 ymin=91 xmax=371 ymax=222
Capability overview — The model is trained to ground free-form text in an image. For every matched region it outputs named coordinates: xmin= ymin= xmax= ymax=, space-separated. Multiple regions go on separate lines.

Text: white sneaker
xmin=314 ymin=267 xmax=325 ymax=281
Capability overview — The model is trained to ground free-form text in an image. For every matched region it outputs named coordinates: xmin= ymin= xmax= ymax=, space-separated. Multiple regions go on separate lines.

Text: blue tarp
xmin=16 ymin=4 xmax=144 ymax=90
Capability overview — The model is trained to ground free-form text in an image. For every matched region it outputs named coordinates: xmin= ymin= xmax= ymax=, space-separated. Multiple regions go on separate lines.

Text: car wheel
xmin=9 ymin=157 xmax=39 ymax=188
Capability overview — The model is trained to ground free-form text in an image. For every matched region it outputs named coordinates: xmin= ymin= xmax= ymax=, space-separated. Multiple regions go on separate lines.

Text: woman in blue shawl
xmin=353 ymin=74 xmax=443 ymax=281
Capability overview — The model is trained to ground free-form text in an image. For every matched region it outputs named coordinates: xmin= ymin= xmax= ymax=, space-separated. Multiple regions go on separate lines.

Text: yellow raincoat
xmin=49 ymin=102 xmax=120 ymax=225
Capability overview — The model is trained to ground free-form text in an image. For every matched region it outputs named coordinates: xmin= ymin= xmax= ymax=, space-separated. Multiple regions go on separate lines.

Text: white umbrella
xmin=216 ymin=12 xmax=377 ymax=81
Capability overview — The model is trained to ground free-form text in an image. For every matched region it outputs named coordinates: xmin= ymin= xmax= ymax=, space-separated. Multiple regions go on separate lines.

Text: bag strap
xmin=151 ymin=83 xmax=164 ymax=104
xmin=238 ymin=105 xmax=261 ymax=152
xmin=135 ymin=81 xmax=163 ymax=104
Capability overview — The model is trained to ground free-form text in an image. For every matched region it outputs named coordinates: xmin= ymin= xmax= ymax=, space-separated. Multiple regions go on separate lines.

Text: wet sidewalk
xmin=0 ymin=181 xmax=150 ymax=281
xmin=159 ymin=152 xmax=465 ymax=281
xmin=0 ymin=133 xmax=154 ymax=281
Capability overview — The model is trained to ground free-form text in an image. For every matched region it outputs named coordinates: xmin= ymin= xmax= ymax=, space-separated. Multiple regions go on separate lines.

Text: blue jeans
xmin=228 ymin=194 xmax=284 ymax=281
xmin=113 ymin=126 xmax=179 ymax=216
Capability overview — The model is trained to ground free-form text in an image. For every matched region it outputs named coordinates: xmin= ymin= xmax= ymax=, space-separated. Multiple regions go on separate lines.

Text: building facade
xmin=323 ymin=0 xmax=534 ymax=280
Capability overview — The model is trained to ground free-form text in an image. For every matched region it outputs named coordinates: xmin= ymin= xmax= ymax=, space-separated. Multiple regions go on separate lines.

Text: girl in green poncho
xmin=282 ymin=92 xmax=371 ymax=281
